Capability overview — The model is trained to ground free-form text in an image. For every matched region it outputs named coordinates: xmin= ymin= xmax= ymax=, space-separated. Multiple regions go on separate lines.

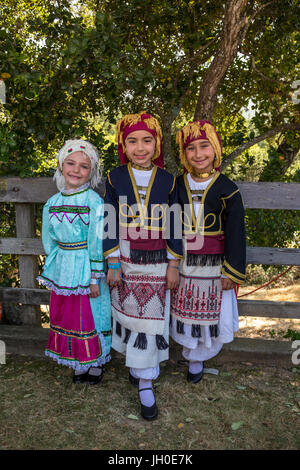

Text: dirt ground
xmin=1 ymin=281 xmax=299 ymax=451
xmin=0 ymin=354 xmax=299 ymax=451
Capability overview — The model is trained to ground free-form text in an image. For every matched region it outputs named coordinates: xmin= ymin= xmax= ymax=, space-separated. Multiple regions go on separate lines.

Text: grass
xmin=0 ymin=354 xmax=299 ymax=450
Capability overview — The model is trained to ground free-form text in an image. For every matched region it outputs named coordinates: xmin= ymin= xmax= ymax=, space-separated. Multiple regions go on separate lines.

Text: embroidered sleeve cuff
xmin=90 ymin=259 xmax=105 ymax=276
xmin=104 ymin=244 xmax=120 ymax=258
xmin=167 ymin=244 xmax=183 ymax=259
xmin=222 ymin=260 xmax=246 ymax=284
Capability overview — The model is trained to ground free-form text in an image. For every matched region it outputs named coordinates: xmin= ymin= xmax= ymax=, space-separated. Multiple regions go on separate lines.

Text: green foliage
xmin=1 ymin=0 xmax=299 ymax=175
xmin=245 ymin=208 xmax=300 ymax=250
xmin=269 ymin=329 xmax=300 ymax=341
xmin=0 ymin=0 xmax=299 ymax=285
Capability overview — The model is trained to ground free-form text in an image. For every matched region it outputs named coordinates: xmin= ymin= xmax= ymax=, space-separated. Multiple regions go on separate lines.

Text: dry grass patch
xmin=237 ymin=281 xmax=300 ymax=341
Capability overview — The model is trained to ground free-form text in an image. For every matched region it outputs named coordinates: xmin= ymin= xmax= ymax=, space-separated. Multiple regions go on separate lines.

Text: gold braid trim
xmin=176 ymin=122 xmax=222 ymax=172
xmin=116 ymin=111 xmax=162 ymax=161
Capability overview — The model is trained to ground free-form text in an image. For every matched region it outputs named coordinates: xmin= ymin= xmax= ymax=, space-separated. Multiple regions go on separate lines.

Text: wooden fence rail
xmin=0 ymin=177 xmax=299 ymax=326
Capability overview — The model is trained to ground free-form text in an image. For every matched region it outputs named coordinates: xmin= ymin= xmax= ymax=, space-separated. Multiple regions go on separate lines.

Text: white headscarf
xmin=53 ymin=139 xmax=101 ymax=191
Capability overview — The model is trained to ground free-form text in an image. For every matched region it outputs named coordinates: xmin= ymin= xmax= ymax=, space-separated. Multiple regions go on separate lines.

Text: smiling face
xmin=62 ymin=151 xmax=92 ymax=190
xmin=124 ymin=130 xmax=156 ymax=168
xmin=185 ymin=139 xmax=215 ymax=174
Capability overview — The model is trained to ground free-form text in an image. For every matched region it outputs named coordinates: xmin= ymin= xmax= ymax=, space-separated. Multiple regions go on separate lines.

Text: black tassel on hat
xmin=156 ymin=335 xmax=169 ymax=350
xmin=133 ymin=332 xmax=147 ymax=350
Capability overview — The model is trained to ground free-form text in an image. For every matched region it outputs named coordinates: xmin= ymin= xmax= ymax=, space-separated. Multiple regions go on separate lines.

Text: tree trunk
xmin=194 ymin=0 xmax=248 ymax=121
xmin=161 ymin=114 xmax=179 ymax=175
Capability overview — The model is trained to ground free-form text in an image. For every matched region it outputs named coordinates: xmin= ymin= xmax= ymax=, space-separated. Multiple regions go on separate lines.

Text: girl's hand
xmin=221 ymin=277 xmax=236 ymax=291
xmin=89 ymin=283 xmax=100 ymax=298
xmin=166 ymin=263 xmax=179 ymax=290
xmin=106 ymin=257 xmax=123 ymax=288
xmin=106 ymin=268 xmax=122 ymax=288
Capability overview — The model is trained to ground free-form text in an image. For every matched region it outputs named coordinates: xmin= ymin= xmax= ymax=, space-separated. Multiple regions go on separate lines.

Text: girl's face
xmin=185 ymin=139 xmax=215 ymax=173
xmin=62 ymin=151 xmax=91 ymax=190
xmin=125 ymin=130 xmax=156 ymax=167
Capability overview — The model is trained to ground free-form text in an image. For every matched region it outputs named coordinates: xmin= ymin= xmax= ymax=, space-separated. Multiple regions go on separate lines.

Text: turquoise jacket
xmin=39 ymin=183 xmax=106 ymax=295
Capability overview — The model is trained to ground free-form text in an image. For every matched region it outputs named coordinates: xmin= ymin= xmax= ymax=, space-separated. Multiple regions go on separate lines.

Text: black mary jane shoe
xmin=187 ymin=368 xmax=204 ymax=384
xmin=72 ymin=371 xmax=89 ymax=384
xmin=129 ymin=371 xmax=139 ymax=387
xmin=139 ymin=387 xmax=158 ymax=421
xmin=88 ymin=366 xmax=104 ymax=385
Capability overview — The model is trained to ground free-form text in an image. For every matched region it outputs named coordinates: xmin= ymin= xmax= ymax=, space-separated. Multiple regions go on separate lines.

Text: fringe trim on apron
xmin=116 ymin=321 xmax=122 ymax=337
xmin=175 ymin=318 xmax=219 ymax=338
xmin=130 ymin=248 xmax=167 ymax=264
xmin=133 ymin=332 xmax=147 ymax=350
xmin=126 ymin=331 xmax=169 ymax=351
xmin=186 ymin=253 xmax=224 ymax=267
xmin=156 ymin=335 xmax=169 ymax=350
xmin=123 ymin=328 xmax=131 ymax=344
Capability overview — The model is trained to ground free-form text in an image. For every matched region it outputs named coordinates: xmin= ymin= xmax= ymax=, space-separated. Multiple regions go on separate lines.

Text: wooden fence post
xmin=15 ymin=203 xmax=41 ymax=326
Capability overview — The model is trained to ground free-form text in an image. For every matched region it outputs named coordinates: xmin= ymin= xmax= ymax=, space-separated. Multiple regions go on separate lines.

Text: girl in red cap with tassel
xmin=170 ymin=120 xmax=246 ymax=383
xmin=103 ymin=112 xmax=182 ymax=420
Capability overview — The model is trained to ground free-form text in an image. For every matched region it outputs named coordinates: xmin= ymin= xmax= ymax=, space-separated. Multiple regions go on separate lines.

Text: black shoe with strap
xmin=88 ymin=366 xmax=104 ymax=385
xmin=138 ymin=387 xmax=158 ymax=421
xmin=72 ymin=371 xmax=89 ymax=384
xmin=129 ymin=371 xmax=139 ymax=387
xmin=187 ymin=368 xmax=204 ymax=384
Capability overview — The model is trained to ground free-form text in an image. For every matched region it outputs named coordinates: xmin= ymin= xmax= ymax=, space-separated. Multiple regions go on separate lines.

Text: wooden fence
xmin=0 ymin=177 xmax=299 ymax=327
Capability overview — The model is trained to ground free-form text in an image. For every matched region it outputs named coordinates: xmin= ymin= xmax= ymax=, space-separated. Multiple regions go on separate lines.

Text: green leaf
xmin=236 ymin=385 xmax=246 ymax=390
xmin=231 ymin=421 xmax=244 ymax=431
xmin=127 ymin=414 xmax=139 ymax=420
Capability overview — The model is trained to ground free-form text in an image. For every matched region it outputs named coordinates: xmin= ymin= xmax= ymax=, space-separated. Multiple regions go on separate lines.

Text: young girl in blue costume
xmin=171 ymin=120 xmax=246 ymax=383
xmin=38 ymin=139 xmax=111 ymax=384
xmin=103 ymin=112 xmax=182 ymax=420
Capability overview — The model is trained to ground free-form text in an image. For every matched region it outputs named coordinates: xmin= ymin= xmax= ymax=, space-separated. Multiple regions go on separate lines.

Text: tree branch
xmin=173 ymin=39 xmax=215 ymax=92
xmin=193 ymin=0 xmax=279 ymax=121
xmin=240 ymin=50 xmax=290 ymax=87
xmin=221 ymin=123 xmax=300 ymax=169
xmin=194 ymin=0 xmax=248 ymax=121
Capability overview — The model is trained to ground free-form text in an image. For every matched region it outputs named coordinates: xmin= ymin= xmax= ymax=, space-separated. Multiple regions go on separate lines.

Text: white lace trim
xmin=37 ymin=275 xmax=107 ymax=295
xmin=45 ymin=331 xmax=111 ymax=372
xmin=37 ymin=276 xmax=90 ymax=296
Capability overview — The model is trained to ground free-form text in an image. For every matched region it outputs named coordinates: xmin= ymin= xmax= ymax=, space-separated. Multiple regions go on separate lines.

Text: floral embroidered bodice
xmin=38 ymin=184 xmax=105 ymax=295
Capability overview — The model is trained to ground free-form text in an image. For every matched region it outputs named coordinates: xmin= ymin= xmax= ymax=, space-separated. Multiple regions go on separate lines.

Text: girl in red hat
xmin=103 ymin=112 xmax=183 ymax=420
xmin=170 ymin=120 xmax=246 ymax=383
